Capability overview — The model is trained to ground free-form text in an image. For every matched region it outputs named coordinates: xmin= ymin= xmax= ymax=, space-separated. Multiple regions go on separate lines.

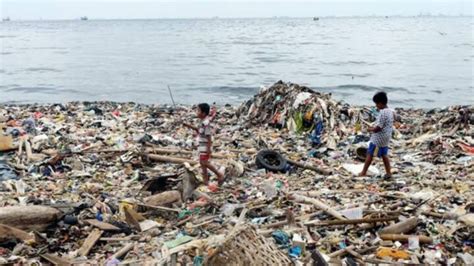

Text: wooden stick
xmin=137 ymin=202 xmax=181 ymax=213
xmin=190 ymin=219 xmax=215 ymax=228
xmin=379 ymin=217 xmax=419 ymax=234
xmin=286 ymin=159 xmax=331 ymax=175
xmin=305 ymin=216 xmax=398 ymax=226
xmin=146 ymin=154 xmax=197 ymax=165
xmin=328 ymin=245 xmax=355 ymax=258
xmin=146 ymin=147 xmax=230 ymax=159
xmin=379 ymin=234 xmax=433 ymax=244
xmin=100 ymin=236 xmax=137 ymax=242
xmin=176 ymin=216 xmax=193 ymax=227
xmin=259 ymin=211 xmax=321 ymax=229
xmin=260 ymin=220 xmax=288 ymax=229
xmin=346 ymin=247 xmax=363 ymax=260
xmin=257 ymin=227 xmax=303 ymax=237
xmin=296 ymin=189 xmax=378 ymax=197
xmin=112 ymin=242 xmax=135 ymax=259
xmin=421 ymin=211 xmax=458 ymax=220
xmin=290 ymin=194 xmax=346 ymax=220
xmin=365 ymin=258 xmax=420 ymax=265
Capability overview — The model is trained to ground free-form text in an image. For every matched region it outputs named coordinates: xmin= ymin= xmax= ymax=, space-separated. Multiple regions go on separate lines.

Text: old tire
xmin=355 ymin=146 xmax=367 ymax=161
xmin=255 ymin=150 xmax=287 ymax=172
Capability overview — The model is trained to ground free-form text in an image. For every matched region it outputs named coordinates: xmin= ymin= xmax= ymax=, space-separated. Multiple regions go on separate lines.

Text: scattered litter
xmin=0 ymin=81 xmax=472 ymax=264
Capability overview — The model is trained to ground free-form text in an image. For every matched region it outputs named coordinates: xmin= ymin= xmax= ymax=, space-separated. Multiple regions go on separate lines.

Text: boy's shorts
xmin=367 ymin=142 xmax=388 ymax=158
xmin=199 ymin=153 xmax=210 ymax=161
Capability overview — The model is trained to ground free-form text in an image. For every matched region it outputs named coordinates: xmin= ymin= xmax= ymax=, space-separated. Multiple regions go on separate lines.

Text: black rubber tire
xmin=255 ymin=149 xmax=287 ymax=172
xmin=355 ymin=146 xmax=367 ymax=161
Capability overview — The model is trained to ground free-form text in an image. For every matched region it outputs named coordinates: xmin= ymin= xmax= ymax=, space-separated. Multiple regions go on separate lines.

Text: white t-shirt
xmin=370 ymin=108 xmax=394 ymax=147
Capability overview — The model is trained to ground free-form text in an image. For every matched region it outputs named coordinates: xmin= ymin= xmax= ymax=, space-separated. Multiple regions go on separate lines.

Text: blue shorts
xmin=367 ymin=142 xmax=388 ymax=158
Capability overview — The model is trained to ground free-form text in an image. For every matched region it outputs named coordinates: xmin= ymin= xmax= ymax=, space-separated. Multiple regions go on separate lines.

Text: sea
xmin=0 ymin=17 xmax=473 ymax=108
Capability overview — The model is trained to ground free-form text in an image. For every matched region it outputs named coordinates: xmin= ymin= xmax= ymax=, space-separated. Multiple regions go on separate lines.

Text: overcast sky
xmin=1 ymin=0 xmax=472 ymax=20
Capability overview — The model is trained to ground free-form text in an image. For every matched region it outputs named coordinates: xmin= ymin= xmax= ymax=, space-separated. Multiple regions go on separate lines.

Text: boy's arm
xmin=369 ymin=126 xmax=382 ymax=133
xmin=370 ymin=111 xmax=386 ymax=133
xmin=183 ymin=122 xmax=198 ymax=132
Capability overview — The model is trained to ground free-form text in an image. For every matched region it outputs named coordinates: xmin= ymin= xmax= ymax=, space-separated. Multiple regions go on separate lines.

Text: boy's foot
xmin=207 ymin=183 xmax=219 ymax=192
xmin=383 ymin=174 xmax=393 ymax=180
xmin=217 ymin=173 xmax=227 ymax=186
xmin=358 ymin=172 xmax=367 ymax=177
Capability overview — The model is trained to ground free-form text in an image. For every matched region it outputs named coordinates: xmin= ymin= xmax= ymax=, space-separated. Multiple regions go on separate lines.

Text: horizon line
xmin=2 ymin=14 xmax=473 ymax=21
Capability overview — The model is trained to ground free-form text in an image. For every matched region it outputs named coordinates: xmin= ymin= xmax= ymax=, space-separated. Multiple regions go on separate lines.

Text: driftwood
xmin=379 ymin=234 xmax=433 ymax=244
xmin=286 ymin=159 xmax=332 ymax=175
xmin=111 ymin=242 xmax=135 ymax=259
xmin=379 ymin=217 xmax=419 ymax=234
xmin=146 ymin=147 xmax=230 ymax=159
xmin=144 ymin=190 xmax=182 ymax=207
xmin=0 ymin=205 xmax=62 ymax=231
xmin=0 ymin=224 xmax=37 ymax=243
xmin=305 ymin=216 xmax=398 ymax=226
xmin=40 ymin=254 xmax=74 ymax=266
xmin=146 ymin=154 xmax=197 ymax=165
xmin=290 ymin=194 xmax=346 ymax=220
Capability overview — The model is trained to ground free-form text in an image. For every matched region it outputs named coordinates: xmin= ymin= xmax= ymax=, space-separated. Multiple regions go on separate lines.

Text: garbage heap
xmin=237 ymin=80 xmax=357 ymax=149
xmin=0 ymin=81 xmax=473 ymax=265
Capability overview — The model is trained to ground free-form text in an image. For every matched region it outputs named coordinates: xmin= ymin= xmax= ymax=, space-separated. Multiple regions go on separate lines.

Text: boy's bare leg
xmin=359 ymin=155 xmax=373 ymax=176
xmin=200 ymin=161 xmax=209 ymax=184
xmin=206 ymin=162 xmax=224 ymax=184
xmin=382 ymin=155 xmax=392 ymax=177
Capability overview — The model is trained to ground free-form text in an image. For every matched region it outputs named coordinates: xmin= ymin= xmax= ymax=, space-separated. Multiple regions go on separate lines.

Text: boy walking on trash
xmin=359 ymin=92 xmax=395 ymax=179
xmin=184 ymin=103 xmax=225 ymax=186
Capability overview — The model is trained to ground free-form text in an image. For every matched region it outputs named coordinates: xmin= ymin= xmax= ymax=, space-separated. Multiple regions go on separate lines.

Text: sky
xmin=0 ymin=0 xmax=472 ymax=20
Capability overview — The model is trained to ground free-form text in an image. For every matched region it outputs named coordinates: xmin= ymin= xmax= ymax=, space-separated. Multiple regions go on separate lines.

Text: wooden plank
xmin=40 ymin=254 xmax=74 ymax=266
xmin=77 ymin=229 xmax=103 ymax=257
xmin=305 ymin=216 xmax=398 ymax=226
xmin=84 ymin=219 xmax=120 ymax=231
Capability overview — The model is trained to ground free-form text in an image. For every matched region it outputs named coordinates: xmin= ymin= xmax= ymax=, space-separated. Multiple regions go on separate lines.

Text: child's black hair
xmin=198 ymin=103 xmax=210 ymax=116
xmin=373 ymin=91 xmax=388 ymax=105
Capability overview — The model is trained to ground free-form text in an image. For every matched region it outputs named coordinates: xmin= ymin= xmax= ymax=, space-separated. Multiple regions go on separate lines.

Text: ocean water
xmin=0 ymin=17 xmax=473 ymax=108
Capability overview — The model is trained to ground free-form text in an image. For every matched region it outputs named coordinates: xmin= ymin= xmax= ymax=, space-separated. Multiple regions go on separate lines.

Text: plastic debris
xmin=0 ymin=81 xmax=471 ymax=265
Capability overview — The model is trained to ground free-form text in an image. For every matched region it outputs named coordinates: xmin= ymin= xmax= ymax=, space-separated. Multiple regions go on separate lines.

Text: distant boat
xmin=313 ymin=17 xmax=319 ymax=21
xmin=2 ymin=17 xmax=10 ymax=22
xmin=80 ymin=16 xmax=88 ymax=21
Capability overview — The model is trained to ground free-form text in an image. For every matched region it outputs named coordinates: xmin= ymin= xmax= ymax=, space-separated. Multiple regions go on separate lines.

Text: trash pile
xmin=0 ymin=81 xmax=473 ymax=265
